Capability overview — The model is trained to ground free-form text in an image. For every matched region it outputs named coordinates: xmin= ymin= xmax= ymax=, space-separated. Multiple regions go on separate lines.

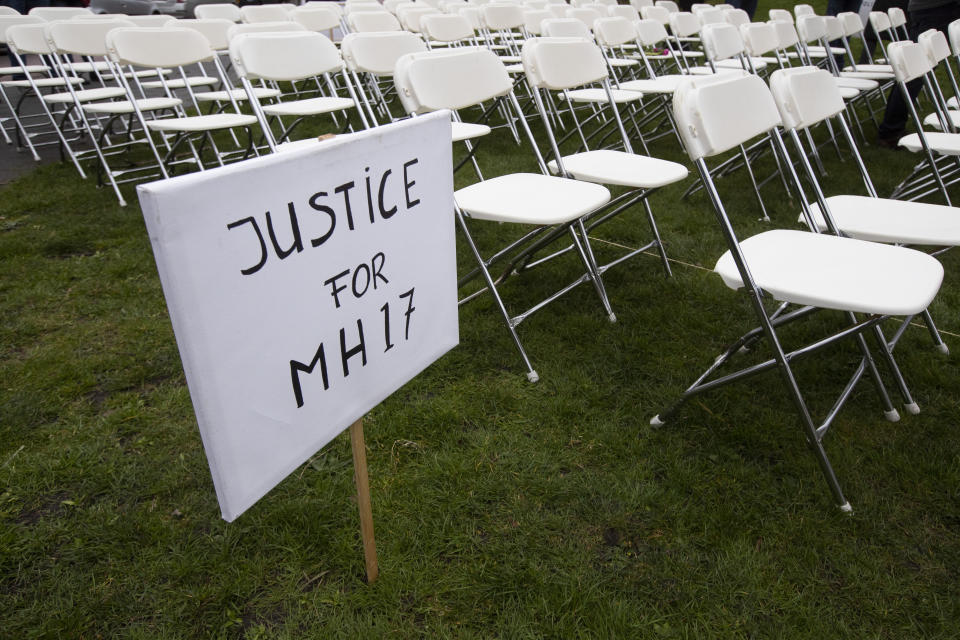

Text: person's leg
xmin=878 ymin=3 xmax=960 ymax=142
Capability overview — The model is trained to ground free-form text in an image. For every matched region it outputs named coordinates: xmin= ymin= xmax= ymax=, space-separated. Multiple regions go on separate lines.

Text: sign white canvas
xmin=138 ymin=112 xmax=457 ymax=522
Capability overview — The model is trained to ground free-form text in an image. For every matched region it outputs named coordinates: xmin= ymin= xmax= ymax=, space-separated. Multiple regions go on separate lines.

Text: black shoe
xmin=877 ymin=134 xmax=902 ymax=150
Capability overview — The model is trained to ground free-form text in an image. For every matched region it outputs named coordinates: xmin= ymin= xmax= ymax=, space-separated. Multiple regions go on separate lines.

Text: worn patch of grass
xmin=3 ymin=3 xmax=960 ymax=637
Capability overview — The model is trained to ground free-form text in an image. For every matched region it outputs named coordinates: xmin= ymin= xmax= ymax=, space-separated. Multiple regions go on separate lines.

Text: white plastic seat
xmin=455 ymin=173 xmax=609 ymax=223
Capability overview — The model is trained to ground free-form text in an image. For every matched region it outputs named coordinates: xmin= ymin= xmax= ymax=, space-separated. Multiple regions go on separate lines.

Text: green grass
xmin=3 ymin=3 xmax=960 ymax=637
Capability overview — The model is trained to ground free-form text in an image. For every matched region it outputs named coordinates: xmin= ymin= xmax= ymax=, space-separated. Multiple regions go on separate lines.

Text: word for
xmin=324 ymin=252 xmax=388 ymax=309
xmin=289 ymin=288 xmax=416 ymax=408
xmin=226 ymin=158 xmax=421 ymax=276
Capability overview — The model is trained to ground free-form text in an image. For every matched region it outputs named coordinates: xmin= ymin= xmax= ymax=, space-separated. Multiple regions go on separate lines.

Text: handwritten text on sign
xmin=137 ymin=113 xmax=457 ymax=522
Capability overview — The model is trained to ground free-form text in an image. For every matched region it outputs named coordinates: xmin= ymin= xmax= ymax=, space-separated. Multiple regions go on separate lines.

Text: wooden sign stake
xmin=349 ymin=418 xmax=379 ymax=584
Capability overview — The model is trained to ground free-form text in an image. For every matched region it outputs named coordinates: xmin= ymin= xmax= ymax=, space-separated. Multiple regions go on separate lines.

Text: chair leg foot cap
xmin=936 ymin=343 xmax=949 ymax=355
xmin=904 ymin=402 xmax=920 ymax=415
xmin=608 ymin=313 xmax=617 ymax=323
xmin=884 ymin=408 xmax=900 ymax=422
xmin=838 ymin=502 xmax=853 ymax=514
xmin=650 ymin=414 xmax=665 ymax=427
xmin=526 ymin=370 xmax=540 ymax=383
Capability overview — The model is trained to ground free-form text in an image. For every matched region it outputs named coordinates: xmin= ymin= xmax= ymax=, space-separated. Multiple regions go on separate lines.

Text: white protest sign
xmin=138 ymin=112 xmax=457 ymax=522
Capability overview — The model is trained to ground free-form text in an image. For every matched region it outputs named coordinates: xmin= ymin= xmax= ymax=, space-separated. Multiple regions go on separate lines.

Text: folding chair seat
xmin=347 ymin=9 xmax=403 ymax=32
xmin=657 ymin=71 xmax=944 ymax=512
xmin=521 ymin=36 xmax=687 ymax=276
xmin=240 ymin=5 xmax=292 ymax=24
xmin=194 ymin=3 xmax=242 ymax=22
xmin=142 ymin=18 xmax=231 ymax=92
xmin=770 ymin=66 xmax=956 ymax=354
xmin=229 ymin=31 xmax=368 ymax=150
xmin=340 ymin=31 xmax=427 ymax=126
xmin=105 ymin=27 xmax=260 ymax=178
xmin=395 ymin=46 xmax=620 ymax=381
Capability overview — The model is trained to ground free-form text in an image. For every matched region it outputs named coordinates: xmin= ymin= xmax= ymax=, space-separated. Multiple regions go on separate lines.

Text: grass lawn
xmin=3 ymin=3 xmax=960 ymax=637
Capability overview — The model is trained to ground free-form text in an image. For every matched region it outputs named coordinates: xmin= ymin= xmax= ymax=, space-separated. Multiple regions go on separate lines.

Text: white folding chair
xmin=658 ymin=72 xmax=944 ymax=512
xmin=770 ymin=66 xmax=957 ymax=355
xmin=521 ymin=36 xmax=687 ymax=281
xmin=340 ymin=30 xmax=427 ymax=125
xmin=394 ymin=46 xmax=619 ymax=381
xmin=105 ymin=27 xmax=261 ymax=178
xmin=229 ymin=30 xmax=369 ymax=151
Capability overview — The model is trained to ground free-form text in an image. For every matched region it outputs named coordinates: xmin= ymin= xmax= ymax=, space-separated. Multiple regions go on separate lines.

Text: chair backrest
xmin=640 ymin=5 xmax=669 ymax=25
xmin=240 ymin=5 xmax=292 ymax=24
xmin=384 ymin=0 xmax=406 ymax=13
xmin=690 ymin=3 xmax=712 ymax=16
xmin=919 ymin=28 xmax=951 ymax=65
xmin=482 ymin=2 xmax=524 ymax=29
xmin=341 ymin=30 xmax=426 ymax=74
xmin=607 ymin=5 xmax=637 ymax=22
xmin=795 ymin=14 xmax=826 ymax=44
xmin=723 ymin=8 xmax=748 ymax=28
xmin=888 ymin=6 xmax=907 ymax=28
xmin=950 ymin=18 xmax=960 ymax=56
xmin=887 ymin=40 xmax=932 ymax=83
xmin=6 ymin=23 xmax=53 ymax=55
xmin=868 ymin=10 xmax=892 ymax=34
xmin=770 ymin=19 xmax=799 ymax=49
xmin=768 ymin=8 xmax=792 ymax=24
xmin=740 ymin=21 xmax=778 ymax=57
xmin=127 ymin=15 xmax=176 ymax=28
xmin=0 ymin=15 xmax=44 ymax=44
xmin=824 ymin=15 xmax=844 ymax=41
xmin=442 ymin=0 xmax=470 ymax=13
xmin=655 ymin=0 xmax=678 ymax=13
xmin=697 ymin=7 xmax=725 ymax=26
xmin=541 ymin=17 xmax=591 ymax=38
xmin=394 ymin=46 xmax=512 ymax=113
xmin=348 ymin=10 xmax=402 ymax=32
xmin=522 ymin=36 xmax=607 ymax=90
xmin=668 ymin=11 xmax=700 ymax=38
xmin=28 ymin=6 xmax=92 ymax=20
xmin=523 ymin=8 xmax=552 ymax=34
xmin=838 ymin=11 xmax=863 ymax=37
xmin=594 ymin=16 xmax=636 ymax=47
xmin=45 ymin=17 xmax=135 ymax=56
xmin=195 ymin=3 xmax=242 ymax=22
xmin=0 ymin=6 xmax=20 ymax=16
xmin=421 ymin=13 xmax=474 ymax=41
xmin=630 ymin=0 xmax=653 ymax=10
xmin=227 ymin=21 xmax=307 ymax=40
xmin=673 ymin=73 xmax=781 ymax=160
xmin=700 ymin=21 xmax=743 ymax=63
xmin=567 ymin=6 xmax=601 ymax=28
xmin=230 ymin=30 xmax=342 ymax=81
xmin=107 ymin=27 xmax=215 ymax=67
xmin=769 ymin=67 xmax=844 ymax=131
xmin=794 ymin=4 xmax=814 ymax=18
xmin=397 ymin=4 xmax=439 ymax=31
xmin=291 ymin=5 xmax=341 ymax=32
xmin=635 ymin=17 xmax=668 ymax=47
xmin=344 ymin=1 xmax=388 ymax=13
xmin=174 ymin=18 xmax=234 ymax=52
